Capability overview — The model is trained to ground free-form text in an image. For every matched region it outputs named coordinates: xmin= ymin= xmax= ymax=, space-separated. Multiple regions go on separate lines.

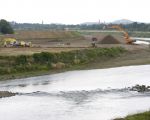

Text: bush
xmin=0 ymin=68 xmax=9 ymax=75
xmin=0 ymin=47 xmax=126 ymax=75
xmin=58 ymin=51 xmax=75 ymax=63
xmin=15 ymin=55 xmax=28 ymax=65
xmin=33 ymin=52 xmax=54 ymax=63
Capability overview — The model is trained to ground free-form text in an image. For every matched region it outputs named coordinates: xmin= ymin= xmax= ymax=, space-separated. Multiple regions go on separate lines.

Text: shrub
xmin=33 ymin=52 xmax=54 ymax=63
xmin=58 ymin=51 xmax=75 ymax=63
xmin=0 ymin=47 xmax=126 ymax=75
xmin=15 ymin=55 xmax=28 ymax=65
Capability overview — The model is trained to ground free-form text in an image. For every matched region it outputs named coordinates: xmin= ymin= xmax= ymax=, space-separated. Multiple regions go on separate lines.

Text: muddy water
xmin=0 ymin=65 xmax=150 ymax=120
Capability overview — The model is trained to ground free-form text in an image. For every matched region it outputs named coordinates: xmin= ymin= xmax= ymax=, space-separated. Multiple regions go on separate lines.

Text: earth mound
xmin=99 ymin=35 xmax=121 ymax=44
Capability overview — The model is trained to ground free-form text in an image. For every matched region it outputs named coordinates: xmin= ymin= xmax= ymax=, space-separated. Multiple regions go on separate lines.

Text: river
xmin=0 ymin=65 xmax=150 ymax=120
xmin=132 ymin=37 xmax=150 ymax=45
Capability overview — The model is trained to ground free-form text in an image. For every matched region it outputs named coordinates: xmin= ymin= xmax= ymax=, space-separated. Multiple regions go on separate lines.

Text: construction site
xmin=1 ymin=0 xmax=150 ymax=119
xmin=0 ymin=25 xmax=149 ymax=56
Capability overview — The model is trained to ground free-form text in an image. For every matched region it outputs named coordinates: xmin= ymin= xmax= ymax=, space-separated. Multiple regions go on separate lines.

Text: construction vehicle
xmin=91 ymin=37 xmax=97 ymax=47
xmin=107 ymin=25 xmax=135 ymax=44
xmin=3 ymin=38 xmax=32 ymax=47
xmin=3 ymin=38 xmax=17 ymax=47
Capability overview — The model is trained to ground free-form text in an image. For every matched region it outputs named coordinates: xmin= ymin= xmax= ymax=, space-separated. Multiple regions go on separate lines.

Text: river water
xmin=0 ymin=65 xmax=150 ymax=120
xmin=132 ymin=37 xmax=150 ymax=45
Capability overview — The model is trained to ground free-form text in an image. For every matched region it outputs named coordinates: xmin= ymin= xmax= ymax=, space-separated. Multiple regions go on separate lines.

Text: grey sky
xmin=0 ymin=0 xmax=149 ymax=24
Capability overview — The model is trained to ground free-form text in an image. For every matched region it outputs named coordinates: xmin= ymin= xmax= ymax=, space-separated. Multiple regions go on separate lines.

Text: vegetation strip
xmin=0 ymin=47 xmax=125 ymax=80
xmin=114 ymin=111 xmax=150 ymax=120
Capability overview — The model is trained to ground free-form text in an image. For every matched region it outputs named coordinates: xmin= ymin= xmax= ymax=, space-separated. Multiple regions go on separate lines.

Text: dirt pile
xmin=99 ymin=35 xmax=121 ymax=44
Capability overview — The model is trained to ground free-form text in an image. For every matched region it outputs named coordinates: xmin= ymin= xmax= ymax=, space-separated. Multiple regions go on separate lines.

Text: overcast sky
xmin=0 ymin=0 xmax=149 ymax=24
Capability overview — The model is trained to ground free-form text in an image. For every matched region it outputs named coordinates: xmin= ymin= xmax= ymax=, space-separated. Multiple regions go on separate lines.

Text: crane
xmin=107 ymin=25 xmax=134 ymax=44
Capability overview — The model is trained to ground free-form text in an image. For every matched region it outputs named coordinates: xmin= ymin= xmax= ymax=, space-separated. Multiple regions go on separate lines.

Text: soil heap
xmin=99 ymin=35 xmax=121 ymax=44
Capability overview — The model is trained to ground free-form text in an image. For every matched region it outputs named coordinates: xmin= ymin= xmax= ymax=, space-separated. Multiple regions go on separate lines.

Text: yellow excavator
xmin=107 ymin=25 xmax=135 ymax=44
xmin=2 ymin=38 xmax=32 ymax=47
xmin=3 ymin=38 xmax=17 ymax=47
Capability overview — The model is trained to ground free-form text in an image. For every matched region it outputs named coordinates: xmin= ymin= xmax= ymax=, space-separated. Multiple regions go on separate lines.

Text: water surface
xmin=0 ymin=65 xmax=150 ymax=120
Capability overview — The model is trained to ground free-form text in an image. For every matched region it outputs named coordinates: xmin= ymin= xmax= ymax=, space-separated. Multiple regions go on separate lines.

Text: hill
xmin=111 ymin=19 xmax=134 ymax=24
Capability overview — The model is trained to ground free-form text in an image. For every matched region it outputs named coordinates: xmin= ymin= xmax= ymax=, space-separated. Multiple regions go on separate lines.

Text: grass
xmin=114 ymin=111 xmax=150 ymax=120
xmin=0 ymin=47 xmax=150 ymax=81
xmin=129 ymin=31 xmax=150 ymax=38
xmin=79 ymin=29 xmax=150 ymax=38
xmin=0 ymin=30 xmax=83 ymax=40
xmin=0 ymin=47 xmax=126 ymax=81
xmin=0 ymin=48 xmax=86 ymax=56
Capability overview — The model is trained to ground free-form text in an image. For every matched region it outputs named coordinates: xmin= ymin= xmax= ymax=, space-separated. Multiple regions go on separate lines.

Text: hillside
xmin=111 ymin=19 xmax=134 ymax=24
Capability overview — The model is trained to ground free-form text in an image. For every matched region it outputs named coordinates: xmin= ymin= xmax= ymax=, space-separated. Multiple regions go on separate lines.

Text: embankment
xmin=0 ymin=47 xmax=125 ymax=80
xmin=114 ymin=111 xmax=150 ymax=120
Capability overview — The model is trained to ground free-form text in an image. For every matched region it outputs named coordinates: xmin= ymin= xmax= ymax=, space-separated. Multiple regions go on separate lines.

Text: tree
xmin=0 ymin=19 xmax=14 ymax=34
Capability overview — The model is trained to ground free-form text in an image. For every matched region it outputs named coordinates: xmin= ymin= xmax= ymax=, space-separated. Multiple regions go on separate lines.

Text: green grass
xmin=129 ymin=31 xmax=150 ymax=38
xmin=114 ymin=111 xmax=150 ymax=120
xmin=78 ymin=30 xmax=150 ymax=38
xmin=0 ymin=47 xmax=150 ymax=81
xmin=0 ymin=47 xmax=126 ymax=80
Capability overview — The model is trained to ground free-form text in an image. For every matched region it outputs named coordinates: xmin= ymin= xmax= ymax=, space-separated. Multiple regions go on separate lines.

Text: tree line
xmin=0 ymin=19 xmax=14 ymax=34
xmin=1 ymin=19 xmax=150 ymax=32
xmin=10 ymin=22 xmax=150 ymax=31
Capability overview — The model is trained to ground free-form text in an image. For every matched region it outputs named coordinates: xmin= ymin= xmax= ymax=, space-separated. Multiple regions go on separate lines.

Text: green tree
xmin=0 ymin=19 xmax=14 ymax=34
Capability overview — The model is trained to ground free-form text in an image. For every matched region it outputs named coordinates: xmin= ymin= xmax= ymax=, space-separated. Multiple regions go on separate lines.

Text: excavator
xmin=107 ymin=25 xmax=135 ymax=44
xmin=2 ymin=38 xmax=32 ymax=47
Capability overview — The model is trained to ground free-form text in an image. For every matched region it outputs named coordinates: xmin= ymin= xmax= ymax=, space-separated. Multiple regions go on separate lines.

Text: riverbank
xmin=0 ymin=47 xmax=125 ymax=81
xmin=0 ymin=47 xmax=150 ymax=81
xmin=114 ymin=111 xmax=150 ymax=120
